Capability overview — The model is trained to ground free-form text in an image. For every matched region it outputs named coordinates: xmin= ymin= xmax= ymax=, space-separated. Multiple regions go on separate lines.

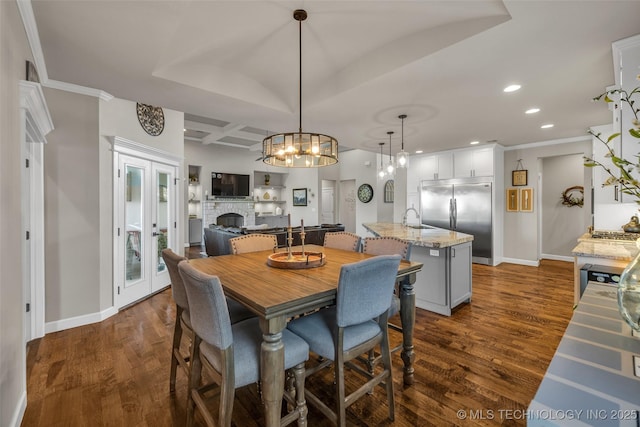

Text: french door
xmin=115 ymin=153 xmax=177 ymax=308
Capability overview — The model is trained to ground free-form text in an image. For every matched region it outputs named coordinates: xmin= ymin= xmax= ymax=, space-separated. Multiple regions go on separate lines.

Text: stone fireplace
xmin=202 ymin=200 xmax=255 ymax=231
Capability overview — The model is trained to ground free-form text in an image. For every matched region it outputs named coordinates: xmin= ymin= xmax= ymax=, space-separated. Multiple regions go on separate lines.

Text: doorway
xmin=321 ymin=180 xmax=336 ymax=224
xmin=339 ymin=180 xmax=356 ymax=232
xmin=114 ymin=148 xmax=178 ymax=309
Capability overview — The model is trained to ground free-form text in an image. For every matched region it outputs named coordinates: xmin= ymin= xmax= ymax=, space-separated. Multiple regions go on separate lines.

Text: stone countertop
xmin=362 ymin=222 xmax=474 ymax=249
xmin=572 ymin=233 xmax=639 ymax=261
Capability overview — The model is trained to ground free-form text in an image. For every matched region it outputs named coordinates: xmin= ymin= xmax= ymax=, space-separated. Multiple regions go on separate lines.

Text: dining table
xmin=188 ymin=244 xmax=423 ymax=427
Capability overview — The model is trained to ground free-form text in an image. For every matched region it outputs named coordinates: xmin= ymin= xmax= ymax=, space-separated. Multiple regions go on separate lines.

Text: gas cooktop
xmin=590 ymin=230 xmax=640 ymax=241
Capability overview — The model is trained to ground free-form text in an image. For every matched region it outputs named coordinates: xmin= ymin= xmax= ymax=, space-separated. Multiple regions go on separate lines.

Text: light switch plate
xmin=634 ymin=355 xmax=640 ymax=378
xmin=430 ymin=249 xmax=439 ymax=257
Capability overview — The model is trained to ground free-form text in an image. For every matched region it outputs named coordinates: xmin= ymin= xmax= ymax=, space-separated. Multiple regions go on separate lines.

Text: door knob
xmin=152 ymin=232 xmax=161 ymax=237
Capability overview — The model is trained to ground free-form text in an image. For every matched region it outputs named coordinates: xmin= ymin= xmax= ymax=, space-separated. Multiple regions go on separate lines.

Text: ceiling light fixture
xmin=503 ymin=84 xmax=521 ymax=93
xmin=386 ymin=131 xmax=395 ymax=177
xmin=396 ymin=114 xmax=409 ymax=168
xmin=541 ymin=123 xmax=554 ymax=129
xmin=378 ymin=142 xmax=386 ymax=179
xmin=262 ymin=9 xmax=338 ymax=168
xmin=525 ymin=108 xmax=540 ymax=114
xmin=470 ymin=140 xmax=480 ymax=145
xmin=415 ymin=150 xmax=423 ymax=154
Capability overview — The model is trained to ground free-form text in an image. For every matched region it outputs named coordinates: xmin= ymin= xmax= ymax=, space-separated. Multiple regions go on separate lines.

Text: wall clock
xmin=136 ymin=102 xmax=165 ymax=136
xmin=357 ymin=183 xmax=374 ymax=203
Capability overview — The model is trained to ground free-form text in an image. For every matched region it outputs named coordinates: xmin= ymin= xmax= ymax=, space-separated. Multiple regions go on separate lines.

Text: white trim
xmin=612 ymin=33 xmax=640 ymax=87
xmin=16 ymin=0 xmax=48 ymax=82
xmin=44 ymin=306 xmax=118 ymax=334
xmin=501 ymin=257 xmax=540 ymax=267
xmin=110 ymin=136 xmax=182 ymax=166
xmin=503 ymin=135 xmax=590 ymax=151
xmin=44 ymin=79 xmax=113 ymax=102
xmin=19 ymin=81 xmax=53 ymax=142
xmin=541 ymin=253 xmax=574 ymax=263
xmin=8 ymin=391 xmax=26 ymax=427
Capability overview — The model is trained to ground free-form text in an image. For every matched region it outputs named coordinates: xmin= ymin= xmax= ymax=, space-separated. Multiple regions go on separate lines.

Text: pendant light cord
xmin=298 ymin=13 xmax=302 ymax=134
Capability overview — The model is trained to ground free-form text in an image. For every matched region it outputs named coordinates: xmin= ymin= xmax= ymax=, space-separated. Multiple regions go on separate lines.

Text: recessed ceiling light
xmin=541 ymin=124 xmax=554 ymax=129
xmin=415 ymin=150 xmax=423 ymax=154
xmin=503 ymin=84 xmax=521 ymax=93
xmin=183 ymin=128 xmax=186 ymax=132
xmin=525 ymin=108 xmax=540 ymax=114
xmin=470 ymin=141 xmax=480 ymax=145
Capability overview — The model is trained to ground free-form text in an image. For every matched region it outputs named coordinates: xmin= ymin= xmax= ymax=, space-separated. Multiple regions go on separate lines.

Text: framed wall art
xmin=506 ymin=188 xmax=519 ymax=212
xmin=293 ymin=188 xmax=307 ymax=206
xmin=512 ymin=169 xmax=528 ymax=186
xmin=520 ymin=188 xmax=533 ymax=212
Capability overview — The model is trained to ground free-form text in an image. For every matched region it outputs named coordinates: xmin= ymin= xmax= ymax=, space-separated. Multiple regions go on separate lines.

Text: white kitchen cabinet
xmin=412 ymin=241 xmax=472 ymax=316
xmin=420 ymin=152 xmax=453 ymax=181
xmin=590 ymin=124 xmax=624 ymax=204
xmin=454 ymin=147 xmax=493 ymax=178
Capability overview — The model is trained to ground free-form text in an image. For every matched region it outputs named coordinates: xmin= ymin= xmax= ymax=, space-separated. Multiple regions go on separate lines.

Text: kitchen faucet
xmin=402 ymin=206 xmax=420 ymax=226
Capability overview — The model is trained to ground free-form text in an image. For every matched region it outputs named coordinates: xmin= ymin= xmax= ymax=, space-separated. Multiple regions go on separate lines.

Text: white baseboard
xmin=44 ymin=306 xmax=118 ymax=334
xmin=9 ymin=391 xmax=26 ymax=427
xmin=541 ymin=253 xmax=574 ymax=262
xmin=501 ymin=257 xmax=540 ymax=267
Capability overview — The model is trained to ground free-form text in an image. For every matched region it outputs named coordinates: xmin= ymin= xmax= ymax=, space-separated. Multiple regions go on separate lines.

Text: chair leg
xmin=219 ymin=354 xmax=235 ymax=427
xmin=380 ymin=331 xmax=395 ymax=421
xmin=335 ymin=352 xmax=347 ymax=427
xmin=292 ymin=362 xmax=308 ymax=427
xmin=186 ymin=335 xmax=202 ymax=427
xmin=170 ymin=315 xmax=182 ymax=392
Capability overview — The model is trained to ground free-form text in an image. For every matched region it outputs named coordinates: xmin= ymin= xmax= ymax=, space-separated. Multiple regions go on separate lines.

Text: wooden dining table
xmin=188 ymin=244 xmax=422 ymax=427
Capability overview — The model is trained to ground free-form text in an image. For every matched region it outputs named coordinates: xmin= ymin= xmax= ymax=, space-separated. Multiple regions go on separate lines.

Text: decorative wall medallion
xmin=357 ymin=183 xmax=374 ymax=203
xmin=136 ymin=102 xmax=165 ymax=136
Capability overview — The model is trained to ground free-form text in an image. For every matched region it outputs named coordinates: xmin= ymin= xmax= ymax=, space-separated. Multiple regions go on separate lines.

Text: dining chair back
xmin=178 ymin=262 xmax=309 ymax=427
xmin=362 ymin=237 xmax=412 ymax=363
xmin=362 ymin=236 xmax=412 ymax=260
xmin=323 ymin=231 xmax=361 ymax=252
xmin=287 ymin=255 xmax=401 ymax=426
xmin=161 ymin=248 xmax=192 ymax=393
xmin=229 ymin=234 xmax=277 ymax=254
xmin=162 ymin=249 xmax=255 ymax=394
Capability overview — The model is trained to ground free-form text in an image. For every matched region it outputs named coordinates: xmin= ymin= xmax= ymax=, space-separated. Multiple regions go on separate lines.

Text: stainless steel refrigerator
xmin=420 ymin=180 xmax=492 ymax=264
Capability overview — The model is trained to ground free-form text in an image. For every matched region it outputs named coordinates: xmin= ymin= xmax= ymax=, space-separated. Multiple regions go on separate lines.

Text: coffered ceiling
xmin=29 ymin=0 xmax=640 ymax=154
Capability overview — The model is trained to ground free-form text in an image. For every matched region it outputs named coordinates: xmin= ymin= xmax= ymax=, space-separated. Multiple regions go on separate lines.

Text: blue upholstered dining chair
xmin=362 ymin=237 xmax=412 ymax=352
xmin=287 ymin=255 xmax=402 ymax=426
xmin=161 ymin=249 xmax=255 ymax=394
xmin=178 ymin=261 xmax=310 ymax=427
xmin=323 ymin=231 xmax=362 ymax=252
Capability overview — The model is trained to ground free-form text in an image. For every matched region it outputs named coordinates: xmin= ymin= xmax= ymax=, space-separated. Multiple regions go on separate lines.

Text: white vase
xmin=617 ymin=238 xmax=640 ymax=331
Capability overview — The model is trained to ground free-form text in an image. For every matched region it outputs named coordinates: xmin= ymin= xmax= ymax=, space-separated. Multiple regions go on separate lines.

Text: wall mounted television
xmin=211 ymin=172 xmax=250 ymax=197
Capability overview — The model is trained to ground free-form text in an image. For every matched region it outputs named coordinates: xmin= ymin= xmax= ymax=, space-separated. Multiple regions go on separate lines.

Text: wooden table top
xmin=187 ymin=245 xmax=422 ymax=320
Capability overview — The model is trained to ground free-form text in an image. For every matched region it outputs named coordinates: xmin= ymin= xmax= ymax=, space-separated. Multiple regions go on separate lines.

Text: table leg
xmin=259 ymin=316 xmax=286 ymax=427
xmin=399 ymin=274 xmax=416 ymax=385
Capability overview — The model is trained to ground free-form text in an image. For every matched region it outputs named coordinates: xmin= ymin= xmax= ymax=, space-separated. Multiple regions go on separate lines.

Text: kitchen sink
xmin=406 ymin=224 xmax=433 ymax=229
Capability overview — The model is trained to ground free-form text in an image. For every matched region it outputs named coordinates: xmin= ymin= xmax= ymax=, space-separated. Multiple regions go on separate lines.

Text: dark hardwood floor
xmin=22 ymin=246 xmax=574 ymax=426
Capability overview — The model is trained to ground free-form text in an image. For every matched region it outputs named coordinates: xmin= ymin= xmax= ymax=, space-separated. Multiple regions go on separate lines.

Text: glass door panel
xmin=155 ymin=171 xmax=169 ymax=274
xmin=125 ymin=165 xmax=144 ymax=285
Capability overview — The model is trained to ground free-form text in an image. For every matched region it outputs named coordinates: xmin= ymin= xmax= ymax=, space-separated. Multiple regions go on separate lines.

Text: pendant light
xmin=378 ymin=142 xmax=386 ymax=179
xmin=386 ymin=131 xmax=395 ymax=177
xmin=396 ymin=114 xmax=409 ymax=168
xmin=262 ymin=9 xmax=338 ymax=168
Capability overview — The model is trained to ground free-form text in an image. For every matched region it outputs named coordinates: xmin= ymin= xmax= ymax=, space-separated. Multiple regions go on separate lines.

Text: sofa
xmin=203 ymin=224 xmax=346 ymax=256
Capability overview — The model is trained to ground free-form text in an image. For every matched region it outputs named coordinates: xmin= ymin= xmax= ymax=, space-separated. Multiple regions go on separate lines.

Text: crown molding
xmin=503 ymin=135 xmax=590 ymax=151
xmin=44 ymin=79 xmax=113 ymax=102
xmin=16 ymin=0 xmax=48 ymax=82
xmin=19 ymin=80 xmax=54 ymax=142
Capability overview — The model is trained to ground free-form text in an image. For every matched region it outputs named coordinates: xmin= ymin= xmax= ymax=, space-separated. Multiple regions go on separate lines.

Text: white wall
xmin=503 ymin=139 xmax=592 ymax=263
xmin=338 ymin=149 xmax=379 ymax=237
xmin=541 ymin=153 xmax=588 ymax=258
xmin=1 ymin=1 xmax=33 ymax=425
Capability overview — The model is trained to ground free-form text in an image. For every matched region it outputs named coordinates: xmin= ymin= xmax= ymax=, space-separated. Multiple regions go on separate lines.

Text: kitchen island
xmin=363 ymin=222 xmax=474 ymax=316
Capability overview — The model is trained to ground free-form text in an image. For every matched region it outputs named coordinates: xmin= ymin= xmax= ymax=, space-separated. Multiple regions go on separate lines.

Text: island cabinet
xmin=362 ymin=222 xmax=474 ymax=317
xmin=411 ymin=242 xmax=472 ymax=316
